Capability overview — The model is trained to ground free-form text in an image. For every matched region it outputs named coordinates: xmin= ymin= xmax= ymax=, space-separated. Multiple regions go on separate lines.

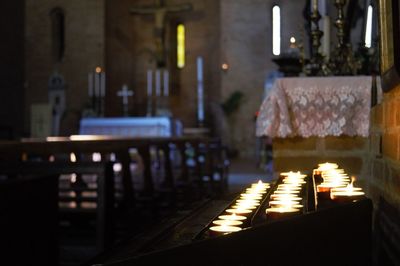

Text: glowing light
xmin=177 ymin=24 xmax=185 ymax=68
xmin=365 ymin=5 xmax=373 ymax=48
xmin=70 ymin=153 xmax=77 ymax=162
xmin=95 ymin=67 xmax=102 ymax=73
xmin=290 ymin=37 xmax=296 ymax=44
xmin=272 ymin=5 xmax=281 ymax=56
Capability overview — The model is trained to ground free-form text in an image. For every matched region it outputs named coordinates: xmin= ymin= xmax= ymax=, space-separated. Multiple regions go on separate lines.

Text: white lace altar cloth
xmin=256 ymin=76 xmax=372 ymax=138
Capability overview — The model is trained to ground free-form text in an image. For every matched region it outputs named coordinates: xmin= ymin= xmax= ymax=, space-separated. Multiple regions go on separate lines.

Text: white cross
xmin=117 ymin=84 xmax=133 ymax=105
xmin=117 ymin=84 xmax=133 ymax=116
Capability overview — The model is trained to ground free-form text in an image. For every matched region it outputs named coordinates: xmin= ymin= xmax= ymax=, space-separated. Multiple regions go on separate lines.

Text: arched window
xmin=272 ymin=5 xmax=281 ymax=56
xmin=177 ymin=24 xmax=185 ymax=68
xmin=50 ymin=8 xmax=65 ymax=62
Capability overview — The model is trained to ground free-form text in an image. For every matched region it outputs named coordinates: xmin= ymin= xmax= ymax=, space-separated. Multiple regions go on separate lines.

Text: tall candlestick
xmin=147 ymin=69 xmax=153 ymax=97
xmin=88 ymin=72 xmax=93 ymax=97
xmin=155 ymin=69 xmax=161 ymax=97
xmin=197 ymin=56 xmax=204 ymax=125
xmin=163 ymin=69 xmax=169 ymax=96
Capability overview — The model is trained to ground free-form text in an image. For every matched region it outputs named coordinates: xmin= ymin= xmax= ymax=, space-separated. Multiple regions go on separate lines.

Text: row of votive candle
xmin=315 ymin=162 xmax=365 ymax=202
xmin=265 ymin=171 xmax=306 ymax=220
xmin=209 ymin=180 xmax=270 ymax=235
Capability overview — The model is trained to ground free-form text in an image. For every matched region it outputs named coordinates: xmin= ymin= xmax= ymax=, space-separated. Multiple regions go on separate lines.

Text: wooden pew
xmin=0 ymin=161 xmax=115 ymax=254
xmin=0 ymin=137 xmax=229 ymax=210
xmin=0 ymin=173 xmax=58 ymax=266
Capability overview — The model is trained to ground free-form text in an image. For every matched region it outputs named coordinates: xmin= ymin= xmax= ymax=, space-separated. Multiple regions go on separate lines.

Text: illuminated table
xmin=80 ymin=117 xmax=182 ymax=137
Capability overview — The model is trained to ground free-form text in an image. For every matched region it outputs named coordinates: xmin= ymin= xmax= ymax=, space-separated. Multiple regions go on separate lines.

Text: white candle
xmin=155 ymin=69 xmax=161 ymax=97
xmin=94 ymin=71 xmax=100 ymax=98
xmin=197 ymin=56 xmax=203 ymax=82
xmin=100 ymin=72 xmax=105 ymax=97
xmin=147 ymin=69 xmax=153 ymax=97
xmin=322 ymin=15 xmax=330 ymax=60
xmin=163 ymin=69 xmax=169 ymax=96
xmin=88 ymin=72 xmax=93 ymax=97
xmin=197 ymin=56 xmax=204 ymax=123
xmin=312 ymin=0 xmax=318 ymax=12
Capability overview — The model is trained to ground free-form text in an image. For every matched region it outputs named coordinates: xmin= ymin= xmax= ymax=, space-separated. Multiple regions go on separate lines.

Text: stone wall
xmin=25 ymin=0 xmax=105 ymax=135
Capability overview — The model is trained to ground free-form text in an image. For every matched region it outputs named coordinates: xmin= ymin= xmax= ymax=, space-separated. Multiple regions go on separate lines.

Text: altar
xmin=256 ymin=76 xmax=373 ymax=177
xmin=79 ymin=117 xmax=182 ymax=137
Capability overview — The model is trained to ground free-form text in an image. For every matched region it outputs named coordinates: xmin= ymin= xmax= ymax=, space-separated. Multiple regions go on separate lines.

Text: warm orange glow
xmin=218 ymin=213 xmax=247 ymax=221
xmin=212 ymin=219 xmax=243 ymax=226
xmin=95 ymin=67 xmax=102 ymax=73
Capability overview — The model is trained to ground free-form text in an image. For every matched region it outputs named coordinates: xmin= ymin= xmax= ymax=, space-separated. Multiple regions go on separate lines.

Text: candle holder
xmin=328 ymin=0 xmax=361 ymax=75
xmin=304 ymin=6 xmax=327 ymax=76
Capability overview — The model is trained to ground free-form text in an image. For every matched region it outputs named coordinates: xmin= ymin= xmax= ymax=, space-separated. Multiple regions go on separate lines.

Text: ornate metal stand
xmin=305 ymin=6 xmax=326 ymax=76
xmin=328 ymin=0 xmax=361 ymax=75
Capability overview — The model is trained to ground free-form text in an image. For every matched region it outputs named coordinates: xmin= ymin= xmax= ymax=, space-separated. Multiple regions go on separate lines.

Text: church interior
xmin=1 ymin=0 xmax=400 ymax=265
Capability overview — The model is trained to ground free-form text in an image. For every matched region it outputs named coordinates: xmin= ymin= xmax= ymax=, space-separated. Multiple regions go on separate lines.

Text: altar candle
xmin=94 ymin=70 xmax=100 ymax=97
xmin=147 ymin=69 xmax=153 ymax=97
xmin=155 ymin=69 xmax=161 ymax=97
xmin=197 ymin=56 xmax=204 ymax=123
xmin=312 ymin=0 xmax=318 ymax=12
xmin=100 ymin=72 xmax=105 ymax=97
xmin=163 ymin=69 xmax=169 ymax=96
xmin=88 ymin=72 xmax=93 ymax=97
xmin=322 ymin=15 xmax=331 ymax=60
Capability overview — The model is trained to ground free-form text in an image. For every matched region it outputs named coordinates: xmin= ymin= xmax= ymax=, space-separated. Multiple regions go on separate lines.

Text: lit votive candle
xmin=232 ymin=204 xmax=257 ymax=210
xmin=240 ymin=194 xmax=263 ymax=200
xmin=273 ymin=190 xmax=300 ymax=195
xmin=330 ymin=181 xmax=365 ymax=202
xmin=317 ymin=162 xmax=339 ymax=171
xmin=270 ymin=194 xmax=302 ymax=201
xmin=225 ymin=208 xmax=252 ymax=215
xmin=236 ymin=199 xmax=260 ymax=204
xmin=269 ymin=200 xmax=303 ymax=209
xmin=251 ymin=180 xmax=270 ymax=188
xmin=246 ymin=188 xmax=267 ymax=194
xmin=209 ymin=224 xmax=242 ymax=236
xmin=265 ymin=207 xmax=301 ymax=220
xmin=212 ymin=219 xmax=243 ymax=226
xmin=234 ymin=200 xmax=259 ymax=206
xmin=218 ymin=213 xmax=247 ymax=221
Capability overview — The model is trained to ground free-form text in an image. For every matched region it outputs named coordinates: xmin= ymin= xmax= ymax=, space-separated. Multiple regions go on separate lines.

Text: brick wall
xmin=272 ymin=136 xmax=369 ymax=179
xmin=25 ymin=0 xmax=105 ymax=135
xmin=367 ymin=86 xmax=400 ymax=209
